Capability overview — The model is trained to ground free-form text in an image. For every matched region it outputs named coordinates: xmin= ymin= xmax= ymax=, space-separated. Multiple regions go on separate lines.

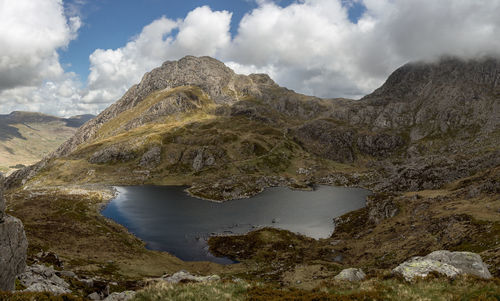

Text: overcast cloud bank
xmin=1 ymin=0 xmax=500 ymax=116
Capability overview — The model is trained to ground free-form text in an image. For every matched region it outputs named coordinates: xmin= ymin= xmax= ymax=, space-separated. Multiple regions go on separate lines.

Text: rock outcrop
xmin=393 ymin=250 xmax=492 ymax=281
xmin=18 ymin=264 xmax=72 ymax=295
xmin=0 ymin=175 xmax=28 ymax=291
xmin=334 ymin=268 xmax=366 ymax=282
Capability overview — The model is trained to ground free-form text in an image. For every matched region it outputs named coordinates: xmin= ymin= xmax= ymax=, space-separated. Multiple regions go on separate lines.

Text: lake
xmin=102 ymin=185 xmax=371 ymax=264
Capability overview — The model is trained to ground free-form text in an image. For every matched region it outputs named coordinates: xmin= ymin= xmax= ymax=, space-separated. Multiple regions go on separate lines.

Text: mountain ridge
xmin=5 ymin=56 xmax=499 ymax=198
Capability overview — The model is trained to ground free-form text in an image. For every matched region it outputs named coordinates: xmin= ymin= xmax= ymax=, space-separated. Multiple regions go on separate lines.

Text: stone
xmin=0 ymin=175 xmax=28 ymax=291
xmin=425 ymin=250 xmax=492 ymax=279
xmin=18 ymin=264 xmax=71 ymax=295
xmin=104 ymin=291 xmax=136 ymax=301
xmin=334 ymin=268 xmax=366 ymax=282
xmin=0 ymin=216 xmax=28 ymax=291
xmin=392 ymin=250 xmax=492 ymax=281
xmin=88 ymin=292 xmax=102 ymax=300
xmin=80 ymin=278 xmax=94 ymax=288
xmin=139 ymin=146 xmax=161 ymax=167
xmin=161 ymin=270 xmax=221 ymax=284
xmin=393 ymin=258 xmax=461 ymax=281
xmin=57 ymin=270 xmax=77 ymax=278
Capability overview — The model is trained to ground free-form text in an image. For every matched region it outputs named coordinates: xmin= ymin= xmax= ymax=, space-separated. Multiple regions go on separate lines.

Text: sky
xmin=1 ymin=0 xmax=500 ymax=117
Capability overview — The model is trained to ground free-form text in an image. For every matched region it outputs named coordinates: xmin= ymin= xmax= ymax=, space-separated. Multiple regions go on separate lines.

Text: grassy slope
xmin=28 ymin=86 xmax=360 ymax=192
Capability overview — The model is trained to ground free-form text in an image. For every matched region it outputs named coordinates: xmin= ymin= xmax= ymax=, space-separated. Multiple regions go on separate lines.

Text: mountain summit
xmin=7 ymin=56 xmax=499 ymax=199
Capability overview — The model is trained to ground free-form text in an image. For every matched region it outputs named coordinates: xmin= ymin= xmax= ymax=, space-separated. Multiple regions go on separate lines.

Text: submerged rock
xmin=334 ymin=268 xmax=366 ymax=282
xmin=393 ymin=250 xmax=492 ymax=281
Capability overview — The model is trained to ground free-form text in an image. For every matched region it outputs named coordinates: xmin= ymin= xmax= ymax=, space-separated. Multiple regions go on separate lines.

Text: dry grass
xmin=4 ymin=187 xmax=233 ymax=280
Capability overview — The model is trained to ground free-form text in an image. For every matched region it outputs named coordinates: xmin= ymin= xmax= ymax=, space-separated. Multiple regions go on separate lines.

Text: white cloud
xmin=2 ymin=0 xmax=500 ymax=116
xmin=225 ymin=0 xmax=500 ymax=98
xmin=82 ymin=6 xmax=232 ymax=107
xmin=0 ymin=0 xmax=82 ymax=116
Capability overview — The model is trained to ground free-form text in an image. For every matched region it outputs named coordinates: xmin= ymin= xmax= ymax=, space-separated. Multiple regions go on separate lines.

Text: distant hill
xmin=0 ymin=111 xmax=94 ymax=175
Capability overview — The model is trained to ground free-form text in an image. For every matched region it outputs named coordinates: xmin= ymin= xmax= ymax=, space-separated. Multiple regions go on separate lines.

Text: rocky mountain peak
xmin=363 ymin=56 xmax=500 ymax=104
xmin=51 ymin=56 xmax=277 ymax=157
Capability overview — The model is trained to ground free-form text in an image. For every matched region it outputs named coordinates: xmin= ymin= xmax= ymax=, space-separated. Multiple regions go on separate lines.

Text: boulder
xmin=334 ymin=268 xmax=366 ymax=282
xmin=0 ymin=175 xmax=28 ymax=291
xmin=161 ymin=270 xmax=220 ymax=284
xmin=88 ymin=292 xmax=101 ymax=300
xmin=18 ymin=264 xmax=71 ymax=295
xmin=425 ymin=250 xmax=492 ymax=279
xmin=104 ymin=291 xmax=136 ymax=301
xmin=393 ymin=250 xmax=492 ymax=281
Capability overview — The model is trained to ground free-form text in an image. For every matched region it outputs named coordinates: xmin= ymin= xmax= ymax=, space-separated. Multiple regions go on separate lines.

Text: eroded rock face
xmin=0 ymin=175 xmax=28 ymax=291
xmin=393 ymin=250 xmax=492 ymax=281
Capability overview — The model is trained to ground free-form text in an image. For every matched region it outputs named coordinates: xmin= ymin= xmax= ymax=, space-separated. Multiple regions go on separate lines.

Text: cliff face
xmin=0 ymin=175 xmax=27 ymax=291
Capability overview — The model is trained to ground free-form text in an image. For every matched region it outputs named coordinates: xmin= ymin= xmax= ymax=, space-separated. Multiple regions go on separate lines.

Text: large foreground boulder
xmin=0 ymin=176 xmax=28 ymax=291
xmin=393 ymin=250 xmax=492 ymax=281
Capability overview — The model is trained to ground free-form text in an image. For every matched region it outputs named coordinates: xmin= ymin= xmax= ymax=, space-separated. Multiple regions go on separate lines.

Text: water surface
xmin=102 ymin=185 xmax=370 ymax=264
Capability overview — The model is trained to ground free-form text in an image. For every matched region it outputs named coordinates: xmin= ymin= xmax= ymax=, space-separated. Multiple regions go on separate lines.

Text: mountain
xmin=0 ymin=111 xmax=94 ymax=175
xmin=7 ymin=56 xmax=498 ymax=198
xmin=3 ymin=56 xmax=499 ymax=285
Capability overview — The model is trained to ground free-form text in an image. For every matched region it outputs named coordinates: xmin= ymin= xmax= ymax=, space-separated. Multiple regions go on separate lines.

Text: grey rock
xmin=162 ymin=270 xmax=221 ymax=284
xmin=80 ymin=278 xmax=94 ymax=288
xmin=192 ymin=149 xmax=205 ymax=171
xmin=0 ymin=175 xmax=28 ymax=291
xmin=88 ymin=292 xmax=102 ymax=300
xmin=0 ymin=216 xmax=28 ymax=291
xmin=89 ymin=145 xmax=136 ymax=164
xmin=393 ymin=258 xmax=461 ymax=281
xmin=292 ymin=120 xmax=356 ymax=163
xmin=19 ymin=264 xmax=71 ymax=295
xmin=57 ymin=270 xmax=76 ymax=278
xmin=334 ymin=268 xmax=366 ymax=281
xmin=104 ymin=291 xmax=136 ymax=301
xmin=393 ymin=250 xmax=492 ymax=281
xmin=139 ymin=146 xmax=161 ymax=167
xmin=366 ymin=195 xmax=399 ymax=224
xmin=425 ymin=250 xmax=492 ymax=279
xmin=24 ymin=282 xmax=71 ymax=295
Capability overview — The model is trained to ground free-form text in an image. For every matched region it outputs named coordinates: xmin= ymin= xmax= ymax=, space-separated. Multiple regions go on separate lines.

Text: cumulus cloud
xmin=0 ymin=0 xmax=82 ymax=115
xmin=82 ymin=6 xmax=232 ymax=106
xmin=0 ymin=0 xmax=80 ymax=89
xmin=225 ymin=0 xmax=500 ymax=98
xmin=2 ymin=0 xmax=500 ymax=116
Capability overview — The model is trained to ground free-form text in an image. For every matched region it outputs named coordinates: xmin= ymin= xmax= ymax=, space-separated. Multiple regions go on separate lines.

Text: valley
xmin=0 ymin=112 xmax=94 ymax=175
